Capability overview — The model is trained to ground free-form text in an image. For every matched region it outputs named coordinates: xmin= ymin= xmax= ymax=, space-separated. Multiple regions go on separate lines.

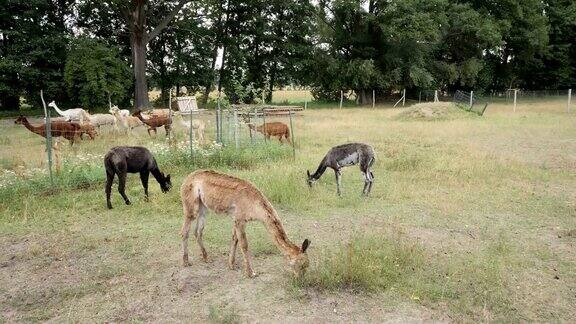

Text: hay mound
xmin=396 ymin=102 xmax=472 ymax=121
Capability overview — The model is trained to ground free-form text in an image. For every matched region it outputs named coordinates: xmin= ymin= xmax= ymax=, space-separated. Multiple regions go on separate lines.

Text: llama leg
xmin=181 ymin=200 xmax=196 ymax=267
xmin=335 ymin=169 xmax=342 ymax=196
xmin=367 ymin=171 xmax=374 ymax=194
xmin=194 ymin=203 xmax=208 ymax=261
xmin=228 ymin=229 xmax=239 ymax=270
xmin=105 ymin=170 xmax=115 ymax=209
xmin=140 ymin=170 xmax=149 ymax=200
xmin=236 ymin=220 xmax=256 ymax=277
xmin=362 ymin=171 xmax=370 ymax=195
xmin=117 ymin=169 xmax=130 ymax=205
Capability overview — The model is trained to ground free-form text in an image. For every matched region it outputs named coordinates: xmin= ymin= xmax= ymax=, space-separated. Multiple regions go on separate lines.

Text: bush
xmin=64 ymin=37 xmax=132 ymax=110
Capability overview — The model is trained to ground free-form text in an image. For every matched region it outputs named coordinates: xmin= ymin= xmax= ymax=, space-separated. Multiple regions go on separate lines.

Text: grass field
xmin=1 ymin=97 xmax=575 ymax=322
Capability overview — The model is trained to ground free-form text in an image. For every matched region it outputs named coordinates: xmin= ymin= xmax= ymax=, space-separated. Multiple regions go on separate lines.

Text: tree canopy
xmin=1 ymin=0 xmax=574 ymax=110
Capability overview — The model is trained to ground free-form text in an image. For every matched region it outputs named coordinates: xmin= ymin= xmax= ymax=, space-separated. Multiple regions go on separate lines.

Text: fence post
xmin=402 ymin=89 xmax=406 ymax=106
xmin=513 ymin=89 xmax=518 ymax=113
xmin=234 ymin=108 xmax=239 ymax=149
xmin=168 ymin=89 xmax=173 ymax=143
xmin=372 ymin=89 xmax=375 ymax=108
xmin=289 ymin=109 xmax=295 ymax=158
xmin=216 ymin=92 xmax=221 ymax=143
xmin=469 ymin=91 xmax=473 ymax=109
xmin=304 ymin=94 xmax=307 ymax=110
xmin=40 ymin=90 xmax=54 ymax=187
xmin=262 ymin=108 xmax=267 ymax=143
xmin=249 ymin=108 xmax=254 ymax=144
xmin=419 ymin=91 xmax=421 ymax=103
xmin=339 ymin=90 xmax=343 ymax=109
xmin=568 ymin=89 xmax=572 ymax=113
xmin=190 ymin=104 xmax=196 ymax=159
xmin=434 ymin=90 xmax=439 ymax=102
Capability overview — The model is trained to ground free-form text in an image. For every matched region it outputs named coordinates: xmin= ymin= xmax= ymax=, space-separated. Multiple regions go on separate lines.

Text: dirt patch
xmin=396 ymin=102 xmax=475 ymax=121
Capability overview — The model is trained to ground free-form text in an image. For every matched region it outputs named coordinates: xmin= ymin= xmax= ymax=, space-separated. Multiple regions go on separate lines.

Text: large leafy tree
xmin=64 ymin=38 xmax=132 ymax=109
xmin=77 ymin=0 xmax=193 ymax=111
xmin=0 ymin=0 xmax=72 ymax=110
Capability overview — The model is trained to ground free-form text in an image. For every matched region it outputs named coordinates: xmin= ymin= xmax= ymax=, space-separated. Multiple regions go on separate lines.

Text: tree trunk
xmin=201 ymin=47 xmax=219 ymax=107
xmin=267 ymin=61 xmax=276 ymax=103
xmin=357 ymin=89 xmax=371 ymax=105
xmin=132 ymin=35 xmax=149 ymax=111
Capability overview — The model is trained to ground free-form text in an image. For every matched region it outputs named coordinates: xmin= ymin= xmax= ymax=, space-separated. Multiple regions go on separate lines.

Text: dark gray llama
xmin=104 ymin=146 xmax=171 ymax=209
xmin=307 ymin=143 xmax=375 ymax=196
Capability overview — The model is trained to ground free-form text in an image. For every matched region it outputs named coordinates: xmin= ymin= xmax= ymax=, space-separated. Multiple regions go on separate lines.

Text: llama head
xmin=306 ymin=170 xmax=316 ymax=187
xmin=287 ymin=239 xmax=311 ymax=278
xmin=109 ymin=105 xmax=119 ymax=114
xmin=160 ymin=173 xmax=172 ymax=193
xmin=14 ymin=115 xmax=27 ymax=124
xmin=48 ymin=101 xmax=56 ymax=108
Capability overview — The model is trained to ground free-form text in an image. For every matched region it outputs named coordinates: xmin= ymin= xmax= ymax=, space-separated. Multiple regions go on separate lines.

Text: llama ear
xmin=307 ymin=170 xmax=311 ymax=178
xmin=166 ymin=174 xmax=171 ymax=181
xmin=302 ymin=239 xmax=310 ymax=252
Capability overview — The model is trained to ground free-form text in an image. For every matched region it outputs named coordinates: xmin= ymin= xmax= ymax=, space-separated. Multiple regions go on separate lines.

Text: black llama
xmin=307 ymin=143 xmax=375 ymax=196
xmin=104 ymin=146 xmax=171 ymax=209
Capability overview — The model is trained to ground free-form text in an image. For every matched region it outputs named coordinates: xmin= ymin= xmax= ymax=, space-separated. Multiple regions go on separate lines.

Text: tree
xmin=64 ymin=38 xmax=132 ymax=109
xmin=0 ymin=0 xmax=72 ymax=110
xmin=77 ymin=0 xmax=192 ymax=111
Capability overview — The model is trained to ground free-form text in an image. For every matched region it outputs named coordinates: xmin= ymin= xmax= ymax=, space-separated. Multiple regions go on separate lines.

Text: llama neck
xmin=150 ymin=167 xmax=164 ymax=185
xmin=261 ymin=206 xmax=300 ymax=256
xmin=311 ymin=156 xmax=328 ymax=179
xmin=21 ymin=119 xmax=43 ymax=136
xmin=51 ymin=104 xmax=65 ymax=116
xmin=134 ymin=112 xmax=145 ymax=123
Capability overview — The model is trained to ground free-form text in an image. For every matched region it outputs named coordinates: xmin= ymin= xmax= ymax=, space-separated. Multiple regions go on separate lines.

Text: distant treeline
xmin=1 ymin=0 xmax=575 ymax=110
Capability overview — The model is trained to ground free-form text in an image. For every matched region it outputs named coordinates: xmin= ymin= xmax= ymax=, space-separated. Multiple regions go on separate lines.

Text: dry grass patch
xmin=396 ymin=102 xmax=477 ymax=121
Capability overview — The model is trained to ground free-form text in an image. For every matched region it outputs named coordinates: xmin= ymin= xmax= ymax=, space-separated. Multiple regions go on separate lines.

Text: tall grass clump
xmin=291 ymin=234 xmax=516 ymax=320
xmin=294 ymin=235 xmax=425 ymax=292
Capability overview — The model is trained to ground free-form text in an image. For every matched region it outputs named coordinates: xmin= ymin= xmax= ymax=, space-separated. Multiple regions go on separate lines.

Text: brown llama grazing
xmin=14 ymin=115 xmax=81 ymax=146
xmin=79 ymin=122 xmax=97 ymax=140
xmin=132 ymin=110 xmax=172 ymax=137
xmin=180 ymin=170 xmax=310 ymax=278
xmin=247 ymin=122 xmax=291 ymax=144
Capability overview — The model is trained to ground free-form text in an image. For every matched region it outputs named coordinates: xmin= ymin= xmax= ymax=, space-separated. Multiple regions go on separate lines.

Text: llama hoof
xmin=125 ymin=200 xmax=131 ymax=205
xmin=182 ymin=258 xmax=191 ymax=267
xmin=107 ymin=204 xmax=113 ymax=210
xmin=143 ymin=196 xmax=149 ymax=202
xmin=228 ymin=263 xmax=236 ymax=270
xmin=246 ymin=271 xmax=258 ymax=278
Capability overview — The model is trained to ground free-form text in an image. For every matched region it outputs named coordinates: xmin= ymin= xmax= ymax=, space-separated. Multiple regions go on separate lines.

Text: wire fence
xmin=2 ymin=93 xmax=301 ymax=189
xmin=318 ymin=88 xmax=574 ymax=114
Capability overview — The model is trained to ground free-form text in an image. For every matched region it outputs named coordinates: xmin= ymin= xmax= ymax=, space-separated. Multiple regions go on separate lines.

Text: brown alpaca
xmin=180 ymin=170 xmax=310 ymax=278
xmin=14 ymin=115 xmax=81 ymax=146
xmin=79 ymin=122 xmax=97 ymax=140
xmin=133 ymin=110 xmax=172 ymax=137
xmin=248 ymin=122 xmax=291 ymax=144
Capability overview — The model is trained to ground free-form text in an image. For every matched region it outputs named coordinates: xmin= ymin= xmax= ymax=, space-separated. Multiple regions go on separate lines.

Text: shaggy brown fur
xmin=14 ymin=115 xmax=81 ymax=146
xmin=133 ymin=110 xmax=172 ymax=137
xmin=248 ymin=122 xmax=291 ymax=144
xmin=180 ymin=170 xmax=310 ymax=278
xmin=79 ymin=122 xmax=97 ymax=140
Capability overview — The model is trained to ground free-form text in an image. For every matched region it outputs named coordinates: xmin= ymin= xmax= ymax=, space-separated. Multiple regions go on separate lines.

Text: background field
xmin=1 ymin=96 xmax=575 ymax=322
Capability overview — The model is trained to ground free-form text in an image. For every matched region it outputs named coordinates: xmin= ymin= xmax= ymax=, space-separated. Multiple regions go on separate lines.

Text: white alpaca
xmin=86 ymin=113 xmax=117 ymax=129
xmin=178 ymin=114 xmax=206 ymax=144
xmin=109 ymin=105 xmax=130 ymax=118
xmin=48 ymin=101 xmax=90 ymax=124
xmin=110 ymin=106 xmax=143 ymax=134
